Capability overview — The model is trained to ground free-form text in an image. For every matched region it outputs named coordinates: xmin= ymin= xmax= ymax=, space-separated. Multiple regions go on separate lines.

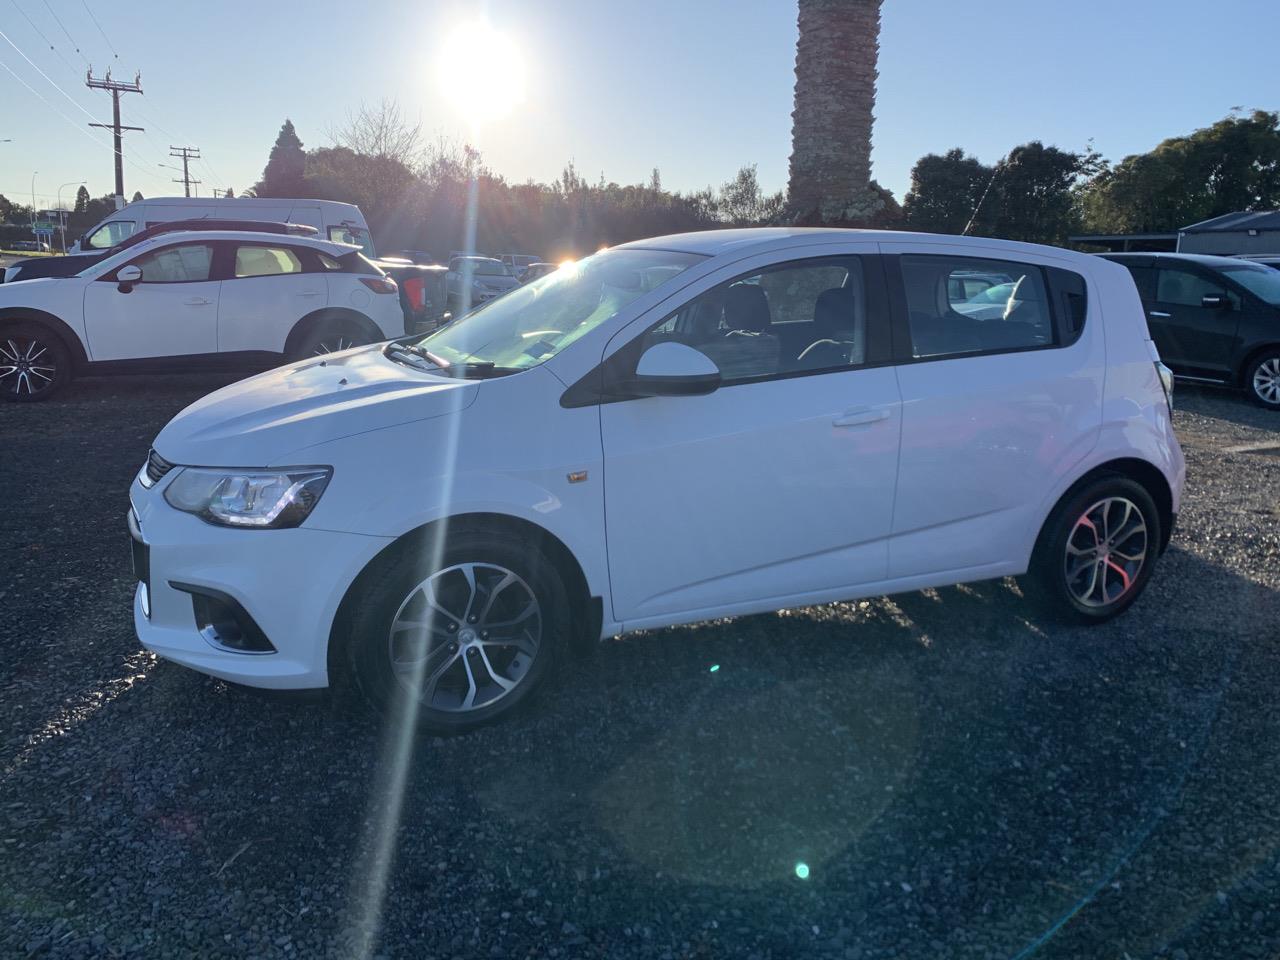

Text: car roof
xmin=617 ymin=227 xmax=1102 ymax=266
xmin=1101 ymin=251 xmax=1269 ymax=267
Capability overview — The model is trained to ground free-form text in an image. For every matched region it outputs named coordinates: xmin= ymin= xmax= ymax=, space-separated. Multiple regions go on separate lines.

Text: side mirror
xmin=1201 ymin=293 xmax=1229 ymax=309
xmin=116 ymin=264 xmax=142 ymax=293
xmin=625 ymin=341 xmax=721 ymax=397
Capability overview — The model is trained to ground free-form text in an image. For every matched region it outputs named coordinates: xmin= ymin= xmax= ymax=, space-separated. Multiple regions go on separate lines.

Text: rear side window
xmin=131 ymin=243 xmax=213 ymax=283
xmin=234 ymin=246 xmax=302 ymax=278
xmin=86 ymin=220 xmax=136 ymax=250
xmin=900 ymin=255 xmax=1055 ymax=359
xmin=1156 ymin=266 xmax=1237 ymax=309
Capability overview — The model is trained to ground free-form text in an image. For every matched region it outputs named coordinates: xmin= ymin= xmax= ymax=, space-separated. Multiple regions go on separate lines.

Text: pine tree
xmin=257 ymin=119 xmax=306 ymax=197
xmin=74 ymin=185 xmax=91 ymax=214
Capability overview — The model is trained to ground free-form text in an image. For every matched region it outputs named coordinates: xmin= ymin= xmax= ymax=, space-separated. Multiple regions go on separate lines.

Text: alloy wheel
xmin=387 ymin=562 xmax=542 ymax=712
xmin=312 ymin=336 xmax=356 ymax=356
xmin=1253 ymin=357 xmax=1280 ymax=405
xmin=0 ymin=336 xmax=58 ymax=398
xmin=1063 ymin=496 xmax=1148 ymax=608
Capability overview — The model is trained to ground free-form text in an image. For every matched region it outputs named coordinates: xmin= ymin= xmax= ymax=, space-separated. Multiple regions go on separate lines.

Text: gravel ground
xmin=1 ymin=373 xmax=1278 ymax=960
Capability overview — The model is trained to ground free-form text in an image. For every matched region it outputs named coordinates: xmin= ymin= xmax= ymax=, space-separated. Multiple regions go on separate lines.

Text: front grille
xmin=143 ymin=448 xmax=175 ymax=487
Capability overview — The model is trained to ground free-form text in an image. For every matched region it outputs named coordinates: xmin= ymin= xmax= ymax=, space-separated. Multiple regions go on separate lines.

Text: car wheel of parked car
xmin=346 ymin=525 xmax=568 ymax=734
xmin=1245 ymin=351 xmax=1280 ymax=409
xmin=290 ymin=320 xmax=372 ymax=360
xmin=0 ymin=324 xmax=70 ymax=402
xmin=1024 ymin=476 xmax=1162 ymax=624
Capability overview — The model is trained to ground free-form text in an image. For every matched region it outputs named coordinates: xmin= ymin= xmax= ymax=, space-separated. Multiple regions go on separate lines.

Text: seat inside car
xmin=793 ymin=286 xmax=866 ymax=370
xmin=699 ymin=283 xmax=780 ymax=380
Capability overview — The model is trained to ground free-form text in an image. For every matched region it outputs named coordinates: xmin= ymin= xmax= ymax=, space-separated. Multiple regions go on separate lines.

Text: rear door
xmin=216 ymin=242 xmax=326 ymax=354
xmin=1149 ymin=259 xmax=1241 ymax=377
xmin=880 ymin=240 xmax=1101 ymax=579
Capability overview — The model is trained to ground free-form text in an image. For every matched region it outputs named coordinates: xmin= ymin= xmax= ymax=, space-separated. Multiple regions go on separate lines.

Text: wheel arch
xmin=0 ymin=308 xmax=88 ymax=369
xmin=283 ymin=307 xmax=384 ymax=358
xmin=326 ymin=511 xmax=600 ymax=688
xmin=1237 ymin=341 xmax=1280 ymax=387
xmin=1034 ymin=457 xmax=1175 ymax=559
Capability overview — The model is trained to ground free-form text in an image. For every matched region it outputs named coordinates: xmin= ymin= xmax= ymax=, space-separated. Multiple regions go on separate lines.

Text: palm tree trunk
xmin=787 ymin=0 xmax=883 ymax=224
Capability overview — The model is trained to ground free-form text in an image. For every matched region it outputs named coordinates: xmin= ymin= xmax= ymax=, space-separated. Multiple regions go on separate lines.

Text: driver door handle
xmin=183 ymin=297 xmax=212 ymax=306
xmin=1148 ymin=310 xmax=1171 ymax=318
xmin=833 ymin=406 xmax=892 ymax=428
xmin=298 ymin=290 xmax=323 ymax=297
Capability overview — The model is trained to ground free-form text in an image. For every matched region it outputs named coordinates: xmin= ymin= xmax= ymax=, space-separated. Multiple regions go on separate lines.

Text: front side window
xmin=129 ymin=243 xmax=214 ymax=283
xmin=1156 ymin=266 xmax=1237 ymax=308
xmin=902 ymin=255 xmax=1054 ymax=359
xmin=1220 ymin=264 xmax=1280 ymax=306
xmin=638 ymin=258 xmax=870 ymax=383
xmin=416 ymin=248 xmax=704 ymax=373
xmin=234 ymin=245 xmax=302 ymax=278
xmin=86 ymin=220 xmax=136 ymax=250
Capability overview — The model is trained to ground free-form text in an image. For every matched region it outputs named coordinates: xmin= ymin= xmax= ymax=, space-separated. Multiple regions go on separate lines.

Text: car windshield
xmin=417 ymin=248 xmax=704 ymax=372
xmin=1222 ymin=264 xmax=1280 ymax=306
xmin=456 ymin=259 xmax=512 ymax=277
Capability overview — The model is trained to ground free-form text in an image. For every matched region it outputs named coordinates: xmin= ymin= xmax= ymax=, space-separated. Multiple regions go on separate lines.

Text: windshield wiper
xmin=383 ymin=342 xmax=447 ymax=371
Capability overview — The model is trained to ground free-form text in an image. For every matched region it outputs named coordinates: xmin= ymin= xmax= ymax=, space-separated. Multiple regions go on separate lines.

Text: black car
xmin=1 ymin=219 xmax=318 ymax=284
xmin=1102 ymin=252 xmax=1280 ymax=409
xmin=372 ymin=259 xmax=450 ymax=334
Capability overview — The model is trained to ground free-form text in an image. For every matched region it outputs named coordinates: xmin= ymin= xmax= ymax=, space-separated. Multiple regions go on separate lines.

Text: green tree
xmin=1080 ymin=111 xmax=1280 ymax=233
xmin=256 ymin=119 xmax=306 ymax=197
xmin=903 ymin=148 xmax=993 ymax=235
xmin=990 ymin=141 xmax=1093 ymax=244
xmin=131 ymin=191 xmax=143 ymax=203
xmin=719 ymin=164 xmax=785 ymax=225
xmin=74 ymin=185 xmax=91 ymax=214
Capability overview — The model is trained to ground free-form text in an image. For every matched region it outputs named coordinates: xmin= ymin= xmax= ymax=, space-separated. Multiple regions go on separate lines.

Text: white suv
xmin=129 ymin=228 xmax=1184 ymax=733
xmin=0 ymin=230 xmax=403 ymax=401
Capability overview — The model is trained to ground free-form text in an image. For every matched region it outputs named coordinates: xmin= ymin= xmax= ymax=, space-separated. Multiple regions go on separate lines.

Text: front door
xmin=600 ymin=252 xmax=902 ymax=627
xmin=1149 ymin=261 xmax=1241 ymax=377
xmin=83 ymin=241 xmax=220 ymax=360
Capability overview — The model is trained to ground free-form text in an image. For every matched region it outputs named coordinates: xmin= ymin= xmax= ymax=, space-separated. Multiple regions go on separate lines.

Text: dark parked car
xmin=1 ymin=219 xmax=318 ymax=284
xmin=372 ymin=259 xmax=450 ymax=334
xmin=1103 ymin=252 xmax=1280 ymax=408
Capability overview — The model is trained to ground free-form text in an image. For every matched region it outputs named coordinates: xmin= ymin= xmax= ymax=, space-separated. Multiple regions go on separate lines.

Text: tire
xmin=1244 ymin=350 xmax=1280 ymax=409
xmin=344 ymin=525 xmax=569 ymax=734
xmin=0 ymin=323 xmax=71 ymax=402
xmin=1023 ymin=475 xmax=1163 ymax=625
xmin=288 ymin=319 xmax=373 ymax=360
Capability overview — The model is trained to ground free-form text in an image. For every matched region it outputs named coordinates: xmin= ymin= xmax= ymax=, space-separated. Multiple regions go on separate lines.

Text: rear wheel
xmin=0 ymin=324 xmax=70 ymax=402
xmin=345 ymin=526 xmax=568 ymax=734
xmin=1023 ymin=476 xmax=1162 ymax=624
xmin=289 ymin=319 xmax=373 ymax=360
xmin=1245 ymin=350 xmax=1280 ymax=409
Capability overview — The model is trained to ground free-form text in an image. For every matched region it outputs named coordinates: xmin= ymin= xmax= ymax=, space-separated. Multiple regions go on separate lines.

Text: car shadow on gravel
xmin=4 ymin=544 xmax=1280 ymax=959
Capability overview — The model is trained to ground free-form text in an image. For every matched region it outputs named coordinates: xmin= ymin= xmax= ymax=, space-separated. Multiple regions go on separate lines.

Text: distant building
xmin=1177 ymin=211 xmax=1280 ymax=255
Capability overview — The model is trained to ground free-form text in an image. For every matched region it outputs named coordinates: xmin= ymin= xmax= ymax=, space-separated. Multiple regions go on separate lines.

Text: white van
xmin=69 ymin=197 xmax=376 ymax=258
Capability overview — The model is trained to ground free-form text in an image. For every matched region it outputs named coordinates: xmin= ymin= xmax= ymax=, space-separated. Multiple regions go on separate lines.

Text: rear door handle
xmin=298 ymin=290 xmax=323 ymax=297
xmin=183 ymin=297 xmax=212 ymax=306
xmin=833 ymin=406 xmax=892 ymax=428
xmin=1148 ymin=310 xmax=1171 ymax=318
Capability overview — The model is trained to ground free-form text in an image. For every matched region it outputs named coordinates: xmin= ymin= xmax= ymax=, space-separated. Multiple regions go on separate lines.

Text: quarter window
xmin=85 ymin=220 xmax=136 ymax=250
xmin=639 ymin=258 xmax=871 ymax=384
xmin=130 ymin=243 xmax=214 ymax=283
xmin=234 ymin=246 xmax=303 ymax=278
xmin=901 ymin=255 xmax=1055 ymax=359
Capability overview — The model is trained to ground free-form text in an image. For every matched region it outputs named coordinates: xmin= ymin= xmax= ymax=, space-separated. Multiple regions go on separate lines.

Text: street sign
xmin=33 ymin=221 xmax=54 ymax=232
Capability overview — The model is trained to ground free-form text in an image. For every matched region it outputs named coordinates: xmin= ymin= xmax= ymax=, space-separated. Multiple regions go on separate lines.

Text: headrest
xmin=723 ymin=283 xmax=771 ymax=333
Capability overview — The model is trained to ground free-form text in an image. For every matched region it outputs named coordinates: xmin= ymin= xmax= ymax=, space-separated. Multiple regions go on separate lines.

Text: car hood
xmin=152 ymin=345 xmax=478 ymax=467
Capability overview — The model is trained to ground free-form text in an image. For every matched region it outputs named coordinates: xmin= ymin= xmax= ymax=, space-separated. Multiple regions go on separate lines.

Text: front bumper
xmin=129 ymin=472 xmax=392 ymax=689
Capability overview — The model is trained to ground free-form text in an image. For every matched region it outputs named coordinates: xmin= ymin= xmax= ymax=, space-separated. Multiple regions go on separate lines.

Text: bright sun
xmin=436 ymin=21 xmax=527 ymax=125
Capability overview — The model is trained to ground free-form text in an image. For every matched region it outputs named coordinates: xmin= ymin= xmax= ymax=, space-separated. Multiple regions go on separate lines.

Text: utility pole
xmin=168 ymin=146 xmax=202 ymax=197
xmin=86 ymin=69 xmax=144 ymax=202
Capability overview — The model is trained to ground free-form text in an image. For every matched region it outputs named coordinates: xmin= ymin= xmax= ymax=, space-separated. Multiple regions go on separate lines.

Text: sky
xmin=2 ymin=0 xmax=1278 ymax=211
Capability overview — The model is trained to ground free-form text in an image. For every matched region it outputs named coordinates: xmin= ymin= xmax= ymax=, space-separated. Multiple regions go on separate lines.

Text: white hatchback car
xmin=129 ymin=228 xmax=1184 ymax=732
xmin=0 ymin=230 xmax=403 ymax=401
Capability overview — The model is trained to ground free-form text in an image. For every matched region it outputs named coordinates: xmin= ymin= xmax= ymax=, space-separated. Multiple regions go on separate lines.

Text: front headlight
xmin=164 ymin=467 xmax=331 ymax=528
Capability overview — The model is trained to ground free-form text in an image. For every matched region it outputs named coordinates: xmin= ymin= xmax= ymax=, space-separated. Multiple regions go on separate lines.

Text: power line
xmin=7 ymin=0 xmax=75 ymax=74
xmin=40 ymin=0 xmax=88 ymax=65
xmin=79 ymin=0 xmax=117 ymax=60
xmin=86 ymin=69 xmax=145 ymax=197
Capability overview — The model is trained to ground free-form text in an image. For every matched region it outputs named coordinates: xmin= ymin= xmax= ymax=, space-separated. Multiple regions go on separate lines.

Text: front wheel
xmin=0 ymin=325 xmax=70 ymax=402
xmin=1023 ymin=476 xmax=1163 ymax=624
xmin=1245 ymin=351 xmax=1280 ymax=409
xmin=345 ymin=526 xmax=568 ymax=734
